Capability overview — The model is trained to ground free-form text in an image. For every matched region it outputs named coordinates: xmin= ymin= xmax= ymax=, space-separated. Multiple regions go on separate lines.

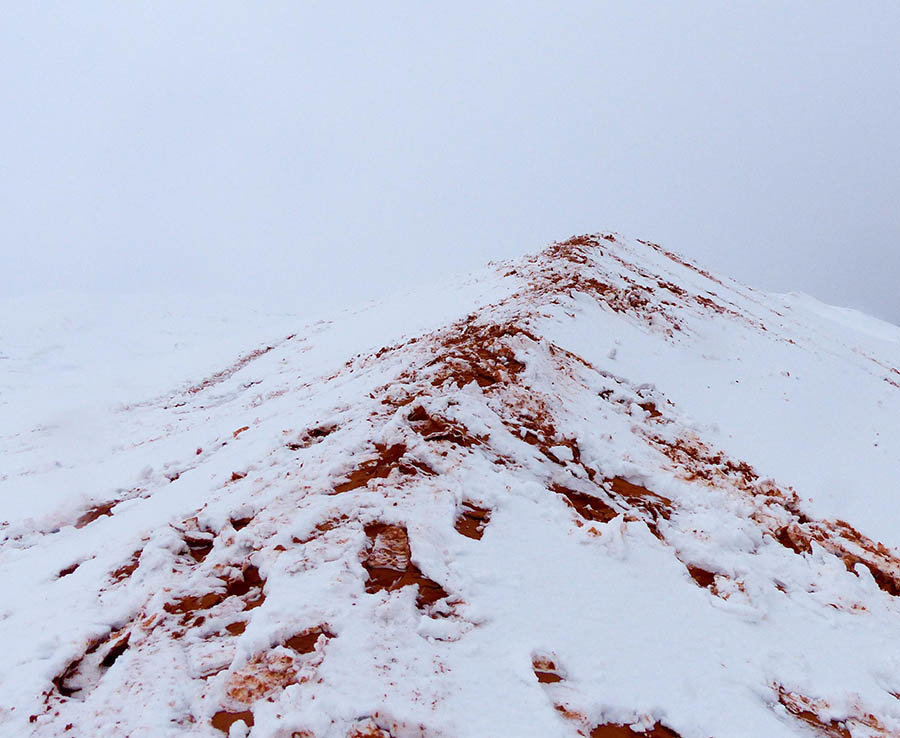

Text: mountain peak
xmin=4 ymin=233 xmax=900 ymax=737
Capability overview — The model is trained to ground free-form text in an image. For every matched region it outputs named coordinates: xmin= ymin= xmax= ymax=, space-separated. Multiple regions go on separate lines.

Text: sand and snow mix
xmin=3 ymin=234 xmax=900 ymax=737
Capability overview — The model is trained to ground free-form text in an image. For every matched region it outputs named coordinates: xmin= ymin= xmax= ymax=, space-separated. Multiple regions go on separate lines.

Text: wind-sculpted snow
xmin=3 ymin=235 xmax=900 ymax=737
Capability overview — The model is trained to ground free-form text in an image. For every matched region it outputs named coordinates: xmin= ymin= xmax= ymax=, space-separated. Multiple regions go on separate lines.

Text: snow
xmin=2 ymin=234 xmax=900 ymax=737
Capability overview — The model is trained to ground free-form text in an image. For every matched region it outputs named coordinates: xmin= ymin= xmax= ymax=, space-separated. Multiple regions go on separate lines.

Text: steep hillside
xmin=3 ymin=234 xmax=900 ymax=738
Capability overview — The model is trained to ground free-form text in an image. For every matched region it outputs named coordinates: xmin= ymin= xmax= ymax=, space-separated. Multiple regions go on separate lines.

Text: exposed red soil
xmin=348 ymin=719 xmax=394 ymax=737
xmin=164 ymin=591 xmax=225 ymax=616
xmin=230 ymin=515 xmax=253 ymax=532
xmin=638 ymin=401 xmax=662 ymax=418
xmin=553 ymin=484 xmax=617 ymax=523
xmin=454 ymin=502 xmax=492 ymax=540
xmin=546 ymin=234 xmax=767 ymax=334
xmin=181 ymin=519 xmax=216 ymax=562
xmin=552 ymin=702 xmax=681 ymax=738
xmin=590 ymin=723 xmax=682 ymax=737
xmin=427 ymin=320 xmax=534 ymax=389
xmin=596 ymin=383 xmax=672 ymax=424
xmin=554 ymin=704 xmax=590 ymax=725
xmin=99 ymin=634 xmax=130 ymax=668
xmin=53 ymin=652 xmax=97 ymax=698
xmin=227 ymin=564 xmax=266 ymax=609
xmin=531 ymin=237 xmax=684 ymax=335
xmin=546 ymin=235 xmax=597 ymax=262
xmin=53 ymin=629 xmax=131 ymax=699
xmin=164 ymin=563 xmax=265 ymax=619
xmin=40 ymin=234 xmax=900 ymax=736
xmin=605 ymin=477 xmax=673 ymax=522
xmin=407 ymin=405 xmax=486 ymax=447
xmin=74 ymin=501 xmax=117 ymax=529
xmin=532 ymin=655 xmax=564 ymax=684
xmin=284 ymin=625 xmax=335 ymax=654
xmin=226 ymin=651 xmax=300 ymax=704
xmin=655 ymin=434 xmax=900 ymax=599
xmin=499 ymin=395 xmax=598 ymax=481
xmin=656 ymin=280 xmax=687 ymax=297
xmin=695 ymin=295 xmax=727 ymax=315
xmin=777 ymin=520 xmax=900 ymax=598
xmin=57 ymin=562 xmax=80 ymax=578
xmin=308 ymin=424 xmax=336 ymax=439
xmin=232 ymin=425 xmax=250 ymax=438
xmin=225 ymin=620 xmax=247 ymax=636
xmin=334 ymin=443 xmax=432 ymax=494
xmin=187 ymin=343 xmax=275 ymax=395
xmin=211 ymin=710 xmax=254 ymax=734
xmin=838 ymin=549 xmax=900 ymax=597
xmin=776 ymin=687 xmax=852 ymax=738
xmin=773 ymin=526 xmax=812 ymax=555
xmin=111 ymin=549 xmax=141 ymax=582
xmin=230 ymin=471 xmax=247 ymax=482
xmin=654 ymin=436 xmax=758 ymax=487
xmin=687 ymin=565 xmax=717 ymax=589
xmin=287 ymin=423 xmax=338 ymax=450
xmin=638 ymin=238 xmax=724 ymax=288
xmin=362 ymin=523 xmax=448 ymax=610
xmin=295 ymin=514 xmax=351 ymax=544
xmin=775 ymin=685 xmax=893 ymax=736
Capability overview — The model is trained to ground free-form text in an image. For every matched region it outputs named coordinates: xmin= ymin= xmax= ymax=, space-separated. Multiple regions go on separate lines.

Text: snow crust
xmin=2 ymin=234 xmax=900 ymax=737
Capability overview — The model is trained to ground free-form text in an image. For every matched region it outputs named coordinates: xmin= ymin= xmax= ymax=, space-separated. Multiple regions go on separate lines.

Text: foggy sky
xmin=3 ymin=2 xmax=899 ymax=323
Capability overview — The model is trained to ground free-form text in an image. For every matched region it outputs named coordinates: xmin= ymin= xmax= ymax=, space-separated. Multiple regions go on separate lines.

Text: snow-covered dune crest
xmin=3 ymin=234 xmax=900 ymax=737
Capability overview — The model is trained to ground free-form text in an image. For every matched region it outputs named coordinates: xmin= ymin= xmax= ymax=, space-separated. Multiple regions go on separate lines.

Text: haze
xmin=3 ymin=2 xmax=899 ymax=323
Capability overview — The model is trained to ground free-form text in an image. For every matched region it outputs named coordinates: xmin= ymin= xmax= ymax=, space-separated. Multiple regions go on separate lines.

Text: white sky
xmin=3 ymin=2 xmax=899 ymax=323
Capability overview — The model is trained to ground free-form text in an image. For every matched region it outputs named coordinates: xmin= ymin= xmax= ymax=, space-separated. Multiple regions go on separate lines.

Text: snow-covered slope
xmin=3 ymin=234 xmax=900 ymax=738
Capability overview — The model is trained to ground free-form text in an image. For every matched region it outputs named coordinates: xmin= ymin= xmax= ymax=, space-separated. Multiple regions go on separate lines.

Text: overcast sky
xmin=3 ymin=2 xmax=899 ymax=323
